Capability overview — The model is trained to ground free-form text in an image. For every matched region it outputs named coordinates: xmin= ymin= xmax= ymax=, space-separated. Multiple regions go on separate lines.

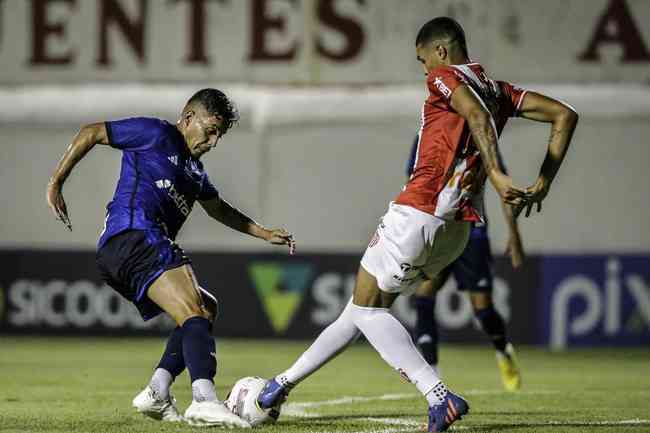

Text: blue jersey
xmin=98 ymin=117 xmax=219 ymax=248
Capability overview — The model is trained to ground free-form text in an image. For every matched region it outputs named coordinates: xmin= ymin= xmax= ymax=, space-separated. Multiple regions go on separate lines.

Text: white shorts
xmin=360 ymin=203 xmax=471 ymax=294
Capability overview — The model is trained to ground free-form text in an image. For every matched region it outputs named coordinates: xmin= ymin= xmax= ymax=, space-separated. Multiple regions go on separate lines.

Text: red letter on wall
xmin=29 ymin=0 xmax=77 ymax=65
xmin=249 ymin=0 xmax=298 ymax=61
xmin=316 ymin=0 xmax=365 ymax=62
xmin=579 ymin=0 xmax=650 ymax=62
xmin=174 ymin=0 xmax=209 ymax=65
xmin=98 ymin=0 xmax=148 ymax=66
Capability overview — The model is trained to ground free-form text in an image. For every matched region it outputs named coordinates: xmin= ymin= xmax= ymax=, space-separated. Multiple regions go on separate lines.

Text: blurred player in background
xmin=256 ymin=17 xmax=577 ymax=432
xmin=406 ymin=134 xmax=525 ymax=391
xmin=46 ymin=88 xmax=294 ymax=428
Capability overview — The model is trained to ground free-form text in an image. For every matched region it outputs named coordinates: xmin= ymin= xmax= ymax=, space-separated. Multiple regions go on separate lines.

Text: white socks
xmin=349 ymin=303 xmax=444 ymax=404
xmin=151 ymin=370 xmax=218 ymax=403
xmin=281 ymin=298 xmax=361 ymax=385
xmin=279 ymin=297 xmax=445 ymax=406
xmin=192 ymin=378 xmax=218 ymax=402
xmin=426 ymin=382 xmax=448 ymax=406
xmin=149 ymin=368 xmax=173 ymax=400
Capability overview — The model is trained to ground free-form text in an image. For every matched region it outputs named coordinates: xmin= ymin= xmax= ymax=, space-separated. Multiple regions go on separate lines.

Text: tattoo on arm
xmin=469 ymin=116 xmax=500 ymax=174
xmin=539 ymin=116 xmax=575 ymax=183
xmin=548 ymin=126 xmax=563 ymax=145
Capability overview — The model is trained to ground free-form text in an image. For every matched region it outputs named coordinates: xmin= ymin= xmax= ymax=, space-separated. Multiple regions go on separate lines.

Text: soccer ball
xmin=224 ymin=376 xmax=280 ymax=426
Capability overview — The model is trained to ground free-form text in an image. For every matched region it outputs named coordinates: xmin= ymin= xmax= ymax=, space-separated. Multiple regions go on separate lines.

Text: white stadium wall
xmin=1 ymin=84 xmax=648 ymax=253
xmin=0 ymin=0 xmax=648 ymax=84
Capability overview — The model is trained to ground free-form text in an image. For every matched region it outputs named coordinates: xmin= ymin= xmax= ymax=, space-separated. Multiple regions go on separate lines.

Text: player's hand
xmin=514 ymin=177 xmax=550 ymax=218
xmin=505 ymin=233 xmax=525 ymax=269
xmin=490 ymin=171 xmax=528 ymax=207
xmin=265 ymin=228 xmax=296 ymax=255
xmin=46 ymin=180 xmax=72 ymax=231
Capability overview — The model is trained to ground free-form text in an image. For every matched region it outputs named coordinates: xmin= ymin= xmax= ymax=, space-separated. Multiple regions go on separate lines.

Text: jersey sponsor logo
xmin=248 ymin=262 xmax=314 ymax=334
xmin=168 ymin=155 xmax=178 ymax=166
xmin=433 ymin=77 xmax=452 ymax=98
xmin=155 ymin=179 xmax=172 ymax=189
xmin=155 ymin=179 xmax=191 ymax=216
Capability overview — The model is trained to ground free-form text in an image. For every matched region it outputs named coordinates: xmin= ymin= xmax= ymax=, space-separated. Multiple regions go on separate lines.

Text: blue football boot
xmin=428 ymin=390 xmax=469 ymax=432
xmin=257 ymin=378 xmax=291 ymax=410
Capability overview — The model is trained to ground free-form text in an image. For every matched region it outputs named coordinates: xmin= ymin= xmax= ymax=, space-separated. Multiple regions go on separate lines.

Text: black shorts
xmin=96 ymin=229 xmax=191 ymax=320
xmin=443 ymin=230 xmax=493 ymax=293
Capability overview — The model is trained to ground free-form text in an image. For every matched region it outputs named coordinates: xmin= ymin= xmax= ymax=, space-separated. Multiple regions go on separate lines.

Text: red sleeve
xmin=498 ymin=81 xmax=528 ymax=117
xmin=426 ymin=66 xmax=466 ymax=104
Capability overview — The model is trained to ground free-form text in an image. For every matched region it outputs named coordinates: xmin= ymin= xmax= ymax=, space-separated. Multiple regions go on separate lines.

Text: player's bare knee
xmin=171 ymin=300 xmax=206 ymax=326
xmin=198 ymin=287 xmax=219 ymax=321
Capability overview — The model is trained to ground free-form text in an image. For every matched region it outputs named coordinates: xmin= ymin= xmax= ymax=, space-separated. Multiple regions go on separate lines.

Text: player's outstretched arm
xmin=501 ymin=201 xmax=525 ymax=268
xmin=199 ymin=198 xmax=295 ymax=254
xmin=516 ymin=92 xmax=579 ymax=217
xmin=450 ymin=85 xmax=526 ymax=206
xmin=46 ymin=122 xmax=110 ymax=230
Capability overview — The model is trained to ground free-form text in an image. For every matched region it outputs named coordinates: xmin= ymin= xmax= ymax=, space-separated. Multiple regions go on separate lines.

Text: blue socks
xmin=157 ymin=326 xmax=185 ymax=378
xmin=414 ymin=295 xmax=439 ymax=365
xmin=474 ymin=306 xmax=507 ymax=352
xmin=182 ymin=316 xmax=217 ymax=382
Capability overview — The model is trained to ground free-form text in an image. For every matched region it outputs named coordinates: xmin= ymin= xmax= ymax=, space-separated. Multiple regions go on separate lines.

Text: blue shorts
xmin=444 ymin=226 xmax=493 ymax=292
xmin=96 ymin=229 xmax=190 ymax=320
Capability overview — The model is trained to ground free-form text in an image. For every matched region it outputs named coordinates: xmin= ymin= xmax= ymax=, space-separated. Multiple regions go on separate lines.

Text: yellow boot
xmin=496 ymin=343 xmax=521 ymax=392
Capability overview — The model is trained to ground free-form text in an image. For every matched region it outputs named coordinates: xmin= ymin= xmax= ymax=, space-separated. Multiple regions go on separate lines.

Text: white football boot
xmin=132 ymin=385 xmax=183 ymax=422
xmin=184 ymin=399 xmax=251 ymax=428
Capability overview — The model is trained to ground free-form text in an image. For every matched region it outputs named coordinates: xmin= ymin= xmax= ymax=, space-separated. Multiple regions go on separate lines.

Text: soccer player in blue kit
xmin=46 ymin=89 xmax=294 ymax=428
xmin=406 ymin=135 xmax=525 ymax=391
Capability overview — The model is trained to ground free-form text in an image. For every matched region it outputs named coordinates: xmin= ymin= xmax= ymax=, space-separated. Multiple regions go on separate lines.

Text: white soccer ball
xmin=224 ymin=376 xmax=280 ymax=426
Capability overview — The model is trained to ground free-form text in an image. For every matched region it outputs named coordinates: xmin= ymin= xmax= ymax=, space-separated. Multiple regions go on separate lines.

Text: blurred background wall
xmin=0 ymin=0 xmax=648 ymax=348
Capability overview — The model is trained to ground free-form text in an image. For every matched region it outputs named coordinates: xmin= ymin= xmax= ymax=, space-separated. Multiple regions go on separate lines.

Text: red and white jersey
xmin=395 ymin=62 xmax=527 ymax=222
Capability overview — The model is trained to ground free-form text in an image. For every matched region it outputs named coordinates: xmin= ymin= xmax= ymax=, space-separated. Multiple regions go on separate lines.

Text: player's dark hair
xmin=186 ymin=88 xmax=239 ymax=135
xmin=415 ymin=17 xmax=468 ymax=57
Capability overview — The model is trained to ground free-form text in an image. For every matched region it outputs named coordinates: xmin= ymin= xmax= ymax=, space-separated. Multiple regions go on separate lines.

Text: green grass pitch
xmin=1 ymin=337 xmax=649 ymax=433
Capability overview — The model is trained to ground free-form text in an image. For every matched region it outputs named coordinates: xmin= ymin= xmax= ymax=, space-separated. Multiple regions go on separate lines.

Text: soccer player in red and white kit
xmin=257 ymin=17 xmax=578 ymax=432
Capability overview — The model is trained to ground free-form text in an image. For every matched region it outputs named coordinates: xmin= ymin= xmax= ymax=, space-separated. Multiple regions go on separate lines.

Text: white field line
xmin=283 ymin=393 xmax=415 ymax=418
xmin=307 ymin=418 xmax=650 ymax=433
xmin=287 ymin=393 xmax=416 ymax=409
xmin=462 ymin=388 xmax=559 ymax=395
xmin=285 ymin=392 xmax=650 ymax=432
xmin=361 ymin=418 xmax=420 ymax=426
xmin=308 ymin=429 xmax=413 ymax=433
xmin=284 ymin=389 xmax=559 ymax=417
xmin=544 ymin=419 xmax=650 ymax=425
